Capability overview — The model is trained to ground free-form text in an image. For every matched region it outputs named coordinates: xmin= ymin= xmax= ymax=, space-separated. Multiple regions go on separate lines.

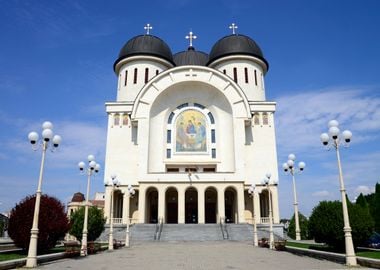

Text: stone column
xmin=178 ymin=186 xmax=185 ymax=224
xmin=138 ymin=186 xmax=145 ymax=223
xmin=198 ymin=186 xmax=205 ymax=224
xmin=158 ymin=186 xmax=165 ymax=222
xmin=217 ymin=187 xmax=225 ymax=223
xmin=237 ymin=185 xmax=245 ymax=223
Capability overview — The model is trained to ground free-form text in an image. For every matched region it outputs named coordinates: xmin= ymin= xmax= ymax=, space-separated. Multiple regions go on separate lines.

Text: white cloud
xmin=355 ymin=185 xmax=375 ymax=195
xmin=312 ymin=190 xmax=331 ymax=197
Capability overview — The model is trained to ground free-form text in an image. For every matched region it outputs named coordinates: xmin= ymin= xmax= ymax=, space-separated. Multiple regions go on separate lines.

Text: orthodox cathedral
xmin=103 ymin=24 xmax=281 ymax=235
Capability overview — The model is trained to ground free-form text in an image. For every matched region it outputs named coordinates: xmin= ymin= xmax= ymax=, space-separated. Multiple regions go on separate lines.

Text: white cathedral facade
xmin=103 ymin=26 xmax=280 ymax=229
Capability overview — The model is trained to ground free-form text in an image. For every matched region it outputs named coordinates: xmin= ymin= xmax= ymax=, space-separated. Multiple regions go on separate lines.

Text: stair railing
xmin=154 ymin=217 xmax=163 ymax=241
xmin=220 ymin=217 xmax=229 ymax=240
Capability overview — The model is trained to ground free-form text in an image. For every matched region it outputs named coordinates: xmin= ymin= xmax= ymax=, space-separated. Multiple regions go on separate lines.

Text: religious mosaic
xmin=175 ymin=109 xmax=207 ymax=152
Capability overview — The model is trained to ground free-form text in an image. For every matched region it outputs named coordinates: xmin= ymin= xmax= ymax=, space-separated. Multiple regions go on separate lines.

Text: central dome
xmin=208 ymin=34 xmax=268 ymax=69
xmin=173 ymin=47 xmax=209 ymax=66
xmin=114 ymin=35 xmax=174 ymax=70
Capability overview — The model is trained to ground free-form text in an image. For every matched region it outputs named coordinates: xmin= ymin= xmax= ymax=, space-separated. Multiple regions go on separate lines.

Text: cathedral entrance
xmin=225 ymin=188 xmax=237 ymax=223
xmin=165 ymin=187 xmax=178 ymax=223
xmin=205 ymin=187 xmax=217 ymax=223
xmin=146 ymin=188 xmax=158 ymax=223
xmin=185 ymin=187 xmax=198 ymax=223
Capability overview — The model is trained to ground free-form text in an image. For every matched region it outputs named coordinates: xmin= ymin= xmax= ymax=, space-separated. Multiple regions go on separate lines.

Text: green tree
xmin=288 ymin=212 xmax=310 ymax=240
xmin=69 ymin=206 xmax=106 ymax=241
xmin=0 ymin=220 xmax=4 ymax=237
xmin=8 ymin=195 xmax=69 ymax=253
xmin=356 ymin=193 xmax=368 ymax=208
xmin=309 ymin=200 xmax=373 ymax=250
xmin=374 ymin=183 xmax=380 ymax=232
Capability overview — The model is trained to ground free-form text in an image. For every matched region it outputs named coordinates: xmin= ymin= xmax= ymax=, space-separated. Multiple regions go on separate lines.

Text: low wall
xmin=286 ymin=246 xmax=380 ymax=269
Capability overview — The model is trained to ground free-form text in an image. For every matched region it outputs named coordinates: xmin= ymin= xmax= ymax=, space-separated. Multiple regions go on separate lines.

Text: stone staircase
xmin=159 ymin=224 xmax=223 ymax=242
xmin=130 ymin=224 xmax=157 ymax=244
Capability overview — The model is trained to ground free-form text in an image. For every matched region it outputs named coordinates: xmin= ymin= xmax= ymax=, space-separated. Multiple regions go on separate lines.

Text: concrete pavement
xmin=38 ymin=241 xmax=362 ymax=270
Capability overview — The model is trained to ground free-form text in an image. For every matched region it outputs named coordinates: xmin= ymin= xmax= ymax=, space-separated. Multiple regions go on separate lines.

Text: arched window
xmin=122 ymin=114 xmax=128 ymax=126
xmin=244 ymin=67 xmax=249 ymax=83
xmin=124 ymin=70 xmax=128 ymax=86
xmin=145 ymin=68 xmax=149 ymax=83
xmin=253 ymin=113 xmax=260 ymax=125
xmin=254 ymin=70 xmax=257 ymax=86
xmin=133 ymin=68 xmax=138 ymax=84
xmin=166 ymin=104 xmax=216 ymax=159
xmin=262 ymin=112 xmax=268 ymax=125
xmin=114 ymin=114 xmax=120 ymax=126
xmin=233 ymin=67 xmax=238 ymax=83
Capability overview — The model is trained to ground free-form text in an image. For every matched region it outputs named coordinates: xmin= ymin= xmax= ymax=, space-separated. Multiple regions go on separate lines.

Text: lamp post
xmin=26 ymin=121 xmax=62 ymax=268
xmin=320 ymin=120 xmax=357 ymax=266
xmin=125 ymin=184 xmax=135 ymax=248
xmin=78 ymin=155 xmax=100 ymax=256
xmin=282 ymin=154 xmax=305 ymax=241
xmin=248 ymin=184 xmax=258 ymax=247
xmin=104 ymin=174 xmax=120 ymax=251
xmin=262 ymin=173 xmax=277 ymax=250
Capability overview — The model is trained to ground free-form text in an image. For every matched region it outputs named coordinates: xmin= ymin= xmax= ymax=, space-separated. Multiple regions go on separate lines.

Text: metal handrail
xmin=154 ymin=217 xmax=163 ymax=240
xmin=219 ymin=217 xmax=229 ymax=240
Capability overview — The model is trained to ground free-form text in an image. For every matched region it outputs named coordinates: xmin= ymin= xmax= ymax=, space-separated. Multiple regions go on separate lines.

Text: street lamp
xmin=125 ymin=184 xmax=135 ymax=248
xmin=320 ymin=120 xmax=356 ymax=266
xmin=104 ymin=174 xmax=120 ymax=251
xmin=262 ymin=173 xmax=277 ymax=250
xmin=248 ymin=184 xmax=258 ymax=247
xmin=282 ymin=154 xmax=305 ymax=241
xmin=26 ymin=121 xmax=62 ymax=268
xmin=78 ymin=155 xmax=100 ymax=256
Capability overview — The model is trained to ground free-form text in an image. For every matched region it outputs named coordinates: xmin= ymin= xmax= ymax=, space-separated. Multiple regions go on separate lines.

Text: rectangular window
xmin=223 ymin=69 xmax=226 ymax=74
xmin=254 ymin=70 xmax=257 ymax=86
xmin=211 ymin=129 xmax=215 ymax=143
xmin=177 ymin=103 xmax=188 ymax=109
xmin=122 ymin=115 xmax=128 ymax=125
xmin=145 ymin=68 xmax=149 ymax=83
xmin=194 ymin=103 xmax=205 ymax=109
xmin=167 ymin=130 xmax=171 ymax=143
xmin=167 ymin=167 xmax=179 ymax=173
xmin=212 ymin=148 xmax=216 ymax=159
xmin=168 ymin=112 xmax=175 ymax=124
xmin=233 ymin=67 xmax=238 ymax=83
xmin=133 ymin=68 xmax=138 ymax=84
xmin=166 ymin=149 xmax=171 ymax=158
xmin=203 ymin=167 xmax=216 ymax=172
xmin=244 ymin=67 xmax=249 ymax=83
xmin=156 ymin=70 xmax=159 ymax=75
xmin=124 ymin=70 xmax=128 ymax=86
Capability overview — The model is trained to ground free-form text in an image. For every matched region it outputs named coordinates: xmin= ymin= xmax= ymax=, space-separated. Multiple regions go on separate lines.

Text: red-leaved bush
xmin=8 ymin=194 xmax=69 ymax=253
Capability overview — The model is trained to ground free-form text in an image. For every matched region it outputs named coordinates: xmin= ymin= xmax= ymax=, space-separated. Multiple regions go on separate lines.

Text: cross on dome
xmin=229 ymin=23 xmax=238 ymax=35
xmin=185 ymin=31 xmax=197 ymax=48
xmin=144 ymin=23 xmax=153 ymax=35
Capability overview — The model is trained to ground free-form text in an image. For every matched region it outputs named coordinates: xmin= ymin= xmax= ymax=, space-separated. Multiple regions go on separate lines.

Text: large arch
xmin=224 ymin=187 xmax=238 ymax=223
xmin=165 ymin=187 xmax=178 ymax=224
xmin=145 ymin=187 xmax=158 ymax=223
xmin=185 ymin=187 xmax=198 ymax=224
xmin=204 ymin=187 xmax=218 ymax=223
xmin=260 ymin=189 xmax=270 ymax=221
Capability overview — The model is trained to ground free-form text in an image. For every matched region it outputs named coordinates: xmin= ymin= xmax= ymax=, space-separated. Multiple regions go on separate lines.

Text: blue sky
xmin=0 ymin=0 xmax=380 ymax=218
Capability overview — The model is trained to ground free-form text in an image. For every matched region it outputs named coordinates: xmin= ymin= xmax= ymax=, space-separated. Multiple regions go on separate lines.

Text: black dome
xmin=114 ymin=35 xmax=174 ymax=70
xmin=208 ymin=34 xmax=268 ymax=69
xmin=173 ymin=47 xmax=209 ymax=66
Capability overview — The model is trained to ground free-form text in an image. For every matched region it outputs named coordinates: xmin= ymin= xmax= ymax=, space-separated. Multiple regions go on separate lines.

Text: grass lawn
xmin=0 ymin=252 xmax=26 ymax=262
xmin=357 ymin=251 xmax=380 ymax=259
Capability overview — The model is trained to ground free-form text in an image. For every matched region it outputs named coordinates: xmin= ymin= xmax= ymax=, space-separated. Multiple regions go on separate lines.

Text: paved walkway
xmin=38 ymin=241 xmax=359 ymax=270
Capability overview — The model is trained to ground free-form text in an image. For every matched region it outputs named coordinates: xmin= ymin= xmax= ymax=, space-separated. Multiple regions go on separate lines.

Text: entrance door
xmin=146 ymin=188 xmax=158 ymax=223
xmin=205 ymin=203 xmax=216 ymax=223
xmin=167 ymin=203 xmax=178 ymax=223
xmin=225 ymin=189 xmax=237 ymax=223
xmin=205 ymin=188 xmax=217 ymax=223
xmin=185 ymin=188 xmax=198 ymax=223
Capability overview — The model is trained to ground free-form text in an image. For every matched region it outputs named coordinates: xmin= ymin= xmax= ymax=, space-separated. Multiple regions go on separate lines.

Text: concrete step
xmin=159 ymin=224 xmax=223 ymax=242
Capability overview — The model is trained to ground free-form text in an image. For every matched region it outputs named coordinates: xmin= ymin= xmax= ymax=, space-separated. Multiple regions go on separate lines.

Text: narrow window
xmin=144 ymin=68 xmax=149 ymax=83
xmin=254 ymin=113 xmax=260 ymax=125
xmin=177 ymin=103 xmax=189 ymax=109
xmin=166 ymin=149 xmax=171 ymax=158
xmin=254 ymin=70 xmax=257 ymax=86
xmin=167 ymin=130 xmax=171 ymax=143
xmin=244 ymin=67 xmax=249 ymax=83
xmin=168 ymin=112 xmax=175 ymax=124
xmin=156 ymin=70 xmax=159 ymax=75
xmin=194 ymin=103 xmax=205 ymax=109
xmin=203 ymin=167 xmax=216 ymax=172
xmin=208 ymin=112 xmax=215 ymax=124
xmin=167 ymin=168 xmax=179 ymax=172
xmin=212 ymin=148 xmax=216 ymax=159
xmin=262 ymin=112 xmax=269 ymax=125
xmin=133 ymin=68 xmax=138 ymax=84
xmin=233 ymin=67 xmax=238 ymax=83
xmin=114 ymin=114 xmax=120 ymax=126
xmin=124 ymin=70 xmax=128 ymax=86
xmin=223 ymin=69 xmax=226 ymax=74
xmin=211 ymin=129 xmax=216 ymax=143
xmin=122 ymin=114 xmax=128 ymax=125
